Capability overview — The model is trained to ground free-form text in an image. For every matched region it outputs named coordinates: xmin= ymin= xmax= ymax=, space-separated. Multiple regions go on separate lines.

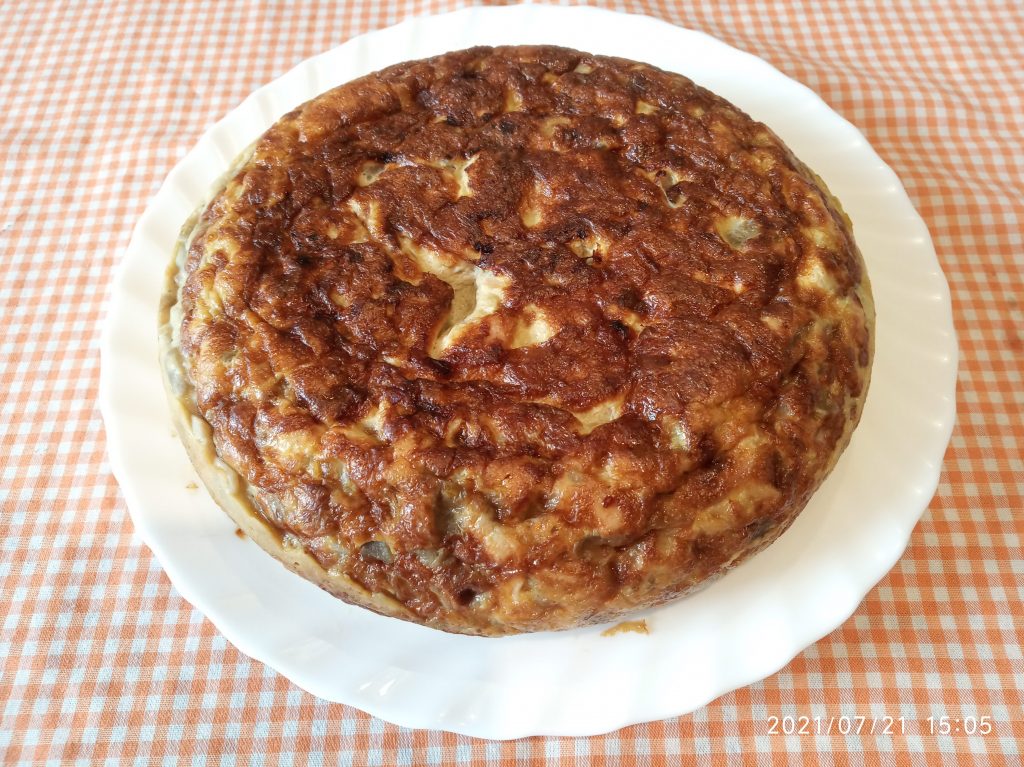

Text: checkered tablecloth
xmin=2 ymin=0 xmax=1021 ymax=763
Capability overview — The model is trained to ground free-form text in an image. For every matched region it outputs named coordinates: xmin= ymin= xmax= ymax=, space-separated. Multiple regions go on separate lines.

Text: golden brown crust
xmin=161 ymin=46 xmax=874 ymax=635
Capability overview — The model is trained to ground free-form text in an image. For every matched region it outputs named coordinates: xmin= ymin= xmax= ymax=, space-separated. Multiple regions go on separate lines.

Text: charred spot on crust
xmin=423 ymin=357 xmax=453 ymax=378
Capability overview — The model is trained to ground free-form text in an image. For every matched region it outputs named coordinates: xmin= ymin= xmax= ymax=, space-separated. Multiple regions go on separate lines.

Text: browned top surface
xmin=175 ymin=45 xmax=872 ymax=634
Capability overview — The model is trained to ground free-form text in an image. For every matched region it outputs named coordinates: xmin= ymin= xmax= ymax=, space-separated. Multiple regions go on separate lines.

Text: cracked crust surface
xmin=159 ymin=45 xmax=874 ymax=636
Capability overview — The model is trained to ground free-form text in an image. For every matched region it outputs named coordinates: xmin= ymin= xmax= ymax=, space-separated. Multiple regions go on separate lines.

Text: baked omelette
xmin=159 ymin=46 xmax=874 ymax=635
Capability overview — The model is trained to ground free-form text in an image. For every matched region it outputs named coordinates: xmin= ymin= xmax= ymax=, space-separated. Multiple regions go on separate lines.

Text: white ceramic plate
xmin=100 ymin=5 xmax=957 ymax=739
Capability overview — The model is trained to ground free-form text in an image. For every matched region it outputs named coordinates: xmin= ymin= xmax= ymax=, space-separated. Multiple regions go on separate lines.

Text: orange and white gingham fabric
xmin=1 ymin=1 xmax=1021 ymax=764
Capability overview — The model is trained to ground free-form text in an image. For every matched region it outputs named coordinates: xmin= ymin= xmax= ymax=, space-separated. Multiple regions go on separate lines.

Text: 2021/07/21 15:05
xmin=766 ymin=716 xmax=994 ymax=736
